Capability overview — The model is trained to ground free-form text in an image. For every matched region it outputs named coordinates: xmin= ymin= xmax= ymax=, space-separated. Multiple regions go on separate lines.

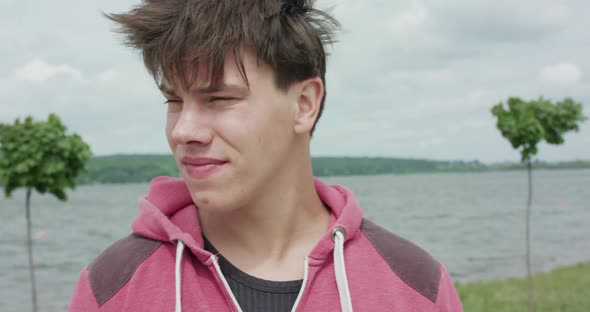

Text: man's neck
xmin=198 ymin=156 xmax=330 ymax=281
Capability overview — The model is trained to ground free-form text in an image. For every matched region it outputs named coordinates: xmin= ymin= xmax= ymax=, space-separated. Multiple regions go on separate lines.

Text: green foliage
xmin=491 ymin=97 xmax=586 ymax=162
xmin=0 ymin=114 xmax=92 ymax=200
xmin=456 ymin=262 xmax=590 ymax=312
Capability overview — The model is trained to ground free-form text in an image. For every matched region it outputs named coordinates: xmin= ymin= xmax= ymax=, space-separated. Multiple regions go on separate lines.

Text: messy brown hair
xmin=105 ymin=0 xmax=340 ymax=135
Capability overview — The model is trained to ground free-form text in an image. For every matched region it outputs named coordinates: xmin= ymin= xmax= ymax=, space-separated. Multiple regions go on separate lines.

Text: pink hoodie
xmin=68 ymin=177 xmax=463 ymax=311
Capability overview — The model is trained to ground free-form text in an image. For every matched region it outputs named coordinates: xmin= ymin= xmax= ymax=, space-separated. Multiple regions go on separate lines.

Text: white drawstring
xmin=333 ymin=230 xmax=353 ymax=312
xmin=175 ymin=234 xmax=353 ymax=312
xmin=211 ymin=255 xmax=244 ymax=312
xmin=175 ymin=240 xmax=185 ymax=312
xmin=290 ymin=257 xmax=309 ymax=312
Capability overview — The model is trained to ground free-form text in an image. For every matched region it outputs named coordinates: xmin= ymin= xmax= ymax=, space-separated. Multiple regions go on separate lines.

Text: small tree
xmin=0 ymin=114 xmax=91 ymax=312
xmin=491 ymin=97 xmax=586 ymax=312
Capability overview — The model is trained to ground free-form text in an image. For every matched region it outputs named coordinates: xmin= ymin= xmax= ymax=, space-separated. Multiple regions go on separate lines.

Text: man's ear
xmin=293 ymin=77 xmax=324 ymax=135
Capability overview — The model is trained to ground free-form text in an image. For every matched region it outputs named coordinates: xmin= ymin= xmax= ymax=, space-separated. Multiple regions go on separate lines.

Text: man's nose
xmin=170 ymin=105 xmax=214 ymax=145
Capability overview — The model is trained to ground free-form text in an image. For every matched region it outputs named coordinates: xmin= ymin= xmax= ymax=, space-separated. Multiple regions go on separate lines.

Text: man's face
xmin=161 ymin=48 xmax=299 ymax=211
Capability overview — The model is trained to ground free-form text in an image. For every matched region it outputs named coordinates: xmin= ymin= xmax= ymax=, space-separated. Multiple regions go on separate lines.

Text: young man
xmin=69 ymin=0 xmax=463 ymax=311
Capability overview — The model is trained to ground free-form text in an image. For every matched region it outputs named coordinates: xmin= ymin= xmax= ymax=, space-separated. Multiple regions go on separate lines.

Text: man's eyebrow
xmin=192 ymin=83 xmax=248 ymax=94
xmin=158 ymin=83 xmax=248 ymax=95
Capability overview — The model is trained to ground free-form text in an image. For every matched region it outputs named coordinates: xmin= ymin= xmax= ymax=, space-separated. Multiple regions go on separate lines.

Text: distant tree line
xmin=310 ymin=157 xmax=485 ymax=176
xmin=76 ymin=154 xmax=179 ymax=184
xmin=72 ymin=154 xmax=590 ymax=185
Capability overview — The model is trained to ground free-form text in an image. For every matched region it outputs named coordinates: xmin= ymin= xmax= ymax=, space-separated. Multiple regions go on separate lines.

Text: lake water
xmin=1 ymin=170 xmax=589 ymax=312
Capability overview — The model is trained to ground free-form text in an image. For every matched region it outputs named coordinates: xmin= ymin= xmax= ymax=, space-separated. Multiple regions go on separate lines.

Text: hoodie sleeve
xmin=68 ymin=267 xmax=100 ymax=312
xmin=435 ymin=264 xmax=463 ymax=312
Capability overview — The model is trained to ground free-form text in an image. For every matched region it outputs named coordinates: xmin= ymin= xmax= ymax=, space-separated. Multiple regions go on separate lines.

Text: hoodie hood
xmin=130 ymin=176 xmax=362 ymax=312
xmin=131 ymin=176 xmax=364 ymax=262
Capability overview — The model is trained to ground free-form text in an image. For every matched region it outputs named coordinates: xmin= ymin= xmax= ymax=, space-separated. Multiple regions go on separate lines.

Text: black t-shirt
xmin=203 ymin=236 xmax=303 ymax=312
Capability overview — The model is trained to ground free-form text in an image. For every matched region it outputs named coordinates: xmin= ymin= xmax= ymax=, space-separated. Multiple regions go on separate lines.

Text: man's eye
xmin=163 ymin=99 xmax=182 ymax=104
xmin=211 ymin=97 xmax=238 ymax=102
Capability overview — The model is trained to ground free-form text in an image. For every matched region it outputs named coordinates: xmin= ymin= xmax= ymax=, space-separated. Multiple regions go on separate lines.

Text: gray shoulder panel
xmin=360 ymin=218 xmax=441 ymax=303
xmin=87 ymin=234 xmax=162 ymax=306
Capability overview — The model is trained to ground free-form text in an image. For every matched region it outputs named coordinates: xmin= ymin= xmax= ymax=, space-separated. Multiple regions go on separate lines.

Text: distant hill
xmin=77 ymin=154 xmax=179 ymax=184
xmin=74 ymin=154 xmax=590 ymax=185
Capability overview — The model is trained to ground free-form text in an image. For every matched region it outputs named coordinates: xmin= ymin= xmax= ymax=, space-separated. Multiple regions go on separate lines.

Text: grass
xmin=456 ymin=262 xmax=590 ymax=312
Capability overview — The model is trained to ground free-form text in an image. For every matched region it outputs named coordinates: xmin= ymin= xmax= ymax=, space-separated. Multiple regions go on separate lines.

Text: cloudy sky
xmin=1 ymin=0 xmax=588 ymax=163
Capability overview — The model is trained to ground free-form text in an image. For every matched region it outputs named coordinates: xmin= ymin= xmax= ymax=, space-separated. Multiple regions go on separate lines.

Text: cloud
xmin=418 ymin=136 xmax=447 ymax=148
xmin=447 ymin=119 xmax=488 ymax=134
xmin=13 ymin=58 xmax=83 ymax=82
xmin=1 ymin=0 xmax=589 ymax=162
xmin=97 ymin=68 xmax=119 ymax=83
xmin=426 ymin=0 xmax=570 ymax=43
xmin=540 ymin=63 xmax=583 ymax=86
xmin=391 ymin=1 xmax=428 ymax=30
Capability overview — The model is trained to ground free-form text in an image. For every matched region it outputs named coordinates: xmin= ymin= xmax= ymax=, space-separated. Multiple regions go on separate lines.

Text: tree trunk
xmin=526 ymin=160 xmax=534 ymax=312
xmin=26 ymin=187 xmax=38 ymax=312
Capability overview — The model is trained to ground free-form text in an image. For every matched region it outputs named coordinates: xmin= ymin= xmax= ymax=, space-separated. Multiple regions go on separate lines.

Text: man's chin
xmin=189 ymin=189 xmax=238 ymax=213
